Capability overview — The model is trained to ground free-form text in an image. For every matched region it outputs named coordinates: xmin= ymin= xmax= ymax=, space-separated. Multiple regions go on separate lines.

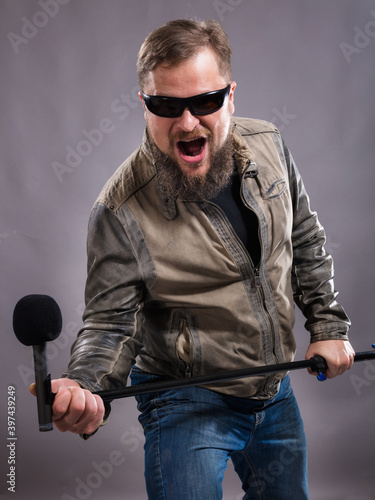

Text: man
xmin=47 ymin=19 xmax=354 ymax=499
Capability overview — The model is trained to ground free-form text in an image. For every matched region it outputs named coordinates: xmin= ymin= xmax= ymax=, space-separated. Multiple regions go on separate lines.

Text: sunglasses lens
xmin=191 ymin=94 xmax=224 ymax=115
xmin=148 ymin=97 xmax=181 ymax=118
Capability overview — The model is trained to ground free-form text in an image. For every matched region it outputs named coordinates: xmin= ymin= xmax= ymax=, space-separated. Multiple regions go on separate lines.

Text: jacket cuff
xmin=309 ymin=322 xmax=350 ymax=343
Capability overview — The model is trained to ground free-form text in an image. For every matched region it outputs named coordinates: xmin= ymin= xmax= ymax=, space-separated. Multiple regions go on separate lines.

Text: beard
xmin=146 ymin=126 xmax=235 ymax=201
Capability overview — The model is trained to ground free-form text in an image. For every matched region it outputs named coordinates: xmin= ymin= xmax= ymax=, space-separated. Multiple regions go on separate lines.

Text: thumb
xmin=29 ymin=383 xmax=37 ymax=397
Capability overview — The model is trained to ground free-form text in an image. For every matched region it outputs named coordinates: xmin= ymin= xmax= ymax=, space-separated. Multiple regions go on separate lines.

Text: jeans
xmin=130 ymin=368 xmax=309 ymax=500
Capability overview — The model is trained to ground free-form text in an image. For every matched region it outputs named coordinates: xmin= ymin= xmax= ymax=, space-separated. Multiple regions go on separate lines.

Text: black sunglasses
xmin=141 ymin=84 xmax=231 ymax=118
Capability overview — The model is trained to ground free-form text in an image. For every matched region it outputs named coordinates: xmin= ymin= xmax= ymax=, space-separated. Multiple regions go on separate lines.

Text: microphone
xmin=13 ymin=294 xmax=62 ymax=431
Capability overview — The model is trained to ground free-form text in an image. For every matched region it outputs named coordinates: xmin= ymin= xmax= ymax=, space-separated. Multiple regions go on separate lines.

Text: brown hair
xmin=137 ymin=19 xmax=232 ymax=90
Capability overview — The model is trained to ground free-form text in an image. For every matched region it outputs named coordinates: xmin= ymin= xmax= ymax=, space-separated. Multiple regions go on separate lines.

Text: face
xmin=140 ymin=47 xmax=236 ymax=179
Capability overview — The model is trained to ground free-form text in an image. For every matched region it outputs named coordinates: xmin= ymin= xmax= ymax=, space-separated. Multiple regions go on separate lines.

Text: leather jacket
xmin=63 ymin=117 xmax=350 ymax=400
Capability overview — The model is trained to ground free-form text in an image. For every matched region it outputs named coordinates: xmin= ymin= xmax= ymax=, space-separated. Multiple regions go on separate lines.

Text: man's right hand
xmin=29 ymin=378 xmax=105 ymax=435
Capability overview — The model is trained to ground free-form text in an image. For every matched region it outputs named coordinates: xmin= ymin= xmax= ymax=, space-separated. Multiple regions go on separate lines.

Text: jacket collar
xmin=141 ymin=129 xmax=178 ymax=221
xmin=232 ymin=123 xmax=258 ymax=178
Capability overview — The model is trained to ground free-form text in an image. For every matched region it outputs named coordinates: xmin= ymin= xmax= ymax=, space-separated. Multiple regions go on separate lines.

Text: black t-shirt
xmin=210 ymin=168 xmax=261 ymax=266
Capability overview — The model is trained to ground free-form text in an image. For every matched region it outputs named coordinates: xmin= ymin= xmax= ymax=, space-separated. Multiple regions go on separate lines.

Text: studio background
xmin=1 ymin=1 xmax=374 ymax=499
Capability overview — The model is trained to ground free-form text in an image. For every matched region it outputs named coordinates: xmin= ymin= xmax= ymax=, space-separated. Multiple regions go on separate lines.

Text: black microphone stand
xmin=94 ymin=349 xmax=375 ymax=402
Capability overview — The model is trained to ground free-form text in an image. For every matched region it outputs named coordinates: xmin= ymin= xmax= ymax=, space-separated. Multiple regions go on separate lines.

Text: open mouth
xmin=177 ymin=137 xmax=206 ymax=157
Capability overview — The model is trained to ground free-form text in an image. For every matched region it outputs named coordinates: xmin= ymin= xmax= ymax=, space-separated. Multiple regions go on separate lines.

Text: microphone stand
xmin=94 ymin=349 xmax=375 ymax=402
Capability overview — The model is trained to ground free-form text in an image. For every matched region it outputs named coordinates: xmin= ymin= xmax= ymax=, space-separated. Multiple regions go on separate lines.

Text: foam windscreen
xmin=13 ymin=294 xmax=62 ymax=346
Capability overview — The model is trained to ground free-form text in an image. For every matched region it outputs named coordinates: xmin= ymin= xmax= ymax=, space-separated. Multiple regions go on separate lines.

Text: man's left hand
xmin=305 ymin=339 xmax=355 ymax=379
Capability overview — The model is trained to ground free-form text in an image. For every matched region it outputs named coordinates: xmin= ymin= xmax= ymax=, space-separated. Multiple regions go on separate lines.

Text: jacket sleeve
xmin=62 ymin=202 xmax=145 ymax=392
xmin=282 ymin=140 xmax=351 ymax=342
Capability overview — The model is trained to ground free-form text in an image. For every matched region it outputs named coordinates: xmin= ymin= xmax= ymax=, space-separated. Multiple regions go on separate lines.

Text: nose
xmin=175 ymin=107 xmax=200 ymax=132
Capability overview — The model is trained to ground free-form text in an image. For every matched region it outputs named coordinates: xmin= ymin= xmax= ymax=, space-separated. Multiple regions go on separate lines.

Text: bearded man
xmin=47 ymin=19 xmax=354 ymax=500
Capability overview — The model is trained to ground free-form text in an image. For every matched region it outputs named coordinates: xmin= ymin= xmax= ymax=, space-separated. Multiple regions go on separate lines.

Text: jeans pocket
xmin=130 ymin=366 xmax=175 ymax=412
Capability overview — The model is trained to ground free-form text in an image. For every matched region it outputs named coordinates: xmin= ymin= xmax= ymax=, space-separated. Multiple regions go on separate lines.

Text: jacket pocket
xmin=171 ymin=310 xmax=201 ymax=378
xmin=264 ymin=178 xmax=287 ymax=199
xmin=244 ymin=173 xmax=287 ymax=202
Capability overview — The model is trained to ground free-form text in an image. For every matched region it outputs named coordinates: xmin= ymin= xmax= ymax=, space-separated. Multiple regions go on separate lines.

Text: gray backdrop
xmin=1 ymin=1 xmax=374 ymax=499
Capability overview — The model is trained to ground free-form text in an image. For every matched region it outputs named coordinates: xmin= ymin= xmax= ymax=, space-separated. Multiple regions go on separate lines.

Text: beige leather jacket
xmin=63 ymin=117 xmax=350 ymax=400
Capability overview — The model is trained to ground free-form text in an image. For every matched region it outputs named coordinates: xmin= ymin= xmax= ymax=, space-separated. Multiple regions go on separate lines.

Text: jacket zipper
xmin=177 ymin=318 xmax=194 ymax=378
xmin=206 ymin=194 xmax=279 ymax=391
xmin=185 ymin=363 xmax=192 ymax=378
xmin=254 ymin=266 xmax=261 ymax=287
xmin=214 ymin=176 xmax=280 ymax=371
xmin=238 ymin=177 xmax=279 ymax=371
xmin=239 ymin=177 xmax=280 ymax=387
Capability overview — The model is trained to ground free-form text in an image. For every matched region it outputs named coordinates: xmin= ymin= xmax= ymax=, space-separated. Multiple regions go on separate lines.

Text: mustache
xmin=171 ymin=129 xmax=212 ymax=143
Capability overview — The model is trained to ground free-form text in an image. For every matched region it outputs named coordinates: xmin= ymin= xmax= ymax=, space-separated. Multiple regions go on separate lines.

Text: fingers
xmin=306 ymin=340 xmax=355 ymax=379
xmin=51 ymin=377 xmax=81 ymax=394
xmin=29 ymin=377 xmax=105 ymax=435
xmin=324 ymin=359 xmax=348 ymax=379
xmin=29 ymin=377 xmax=77 ymax=397
xmin=53 ymin=386 xmax=105 ymax=435
xmin=326 ymin=342 xmax=355 ymax=379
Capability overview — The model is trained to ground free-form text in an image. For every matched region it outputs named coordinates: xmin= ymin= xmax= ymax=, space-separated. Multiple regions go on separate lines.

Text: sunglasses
xmin=141 ymin=84 xmax=231 ymax=118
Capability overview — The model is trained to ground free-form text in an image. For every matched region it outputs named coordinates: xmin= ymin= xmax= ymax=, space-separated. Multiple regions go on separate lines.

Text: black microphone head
xmin=13 ymin=294 xmax=62 ymax=346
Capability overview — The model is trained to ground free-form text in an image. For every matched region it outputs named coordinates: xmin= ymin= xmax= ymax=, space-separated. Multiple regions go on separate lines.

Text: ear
xmin=138 ymin=91 xmax=146 ymax=107
xmin=229 ymin=81 xmax=236 ymax=114
xmin=138 ymin=91 xmax=147 ymax=119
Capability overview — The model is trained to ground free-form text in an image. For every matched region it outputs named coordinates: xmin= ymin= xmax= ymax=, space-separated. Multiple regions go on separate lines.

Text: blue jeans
xmin=130 ymin=368 xmax=309 ymax=500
